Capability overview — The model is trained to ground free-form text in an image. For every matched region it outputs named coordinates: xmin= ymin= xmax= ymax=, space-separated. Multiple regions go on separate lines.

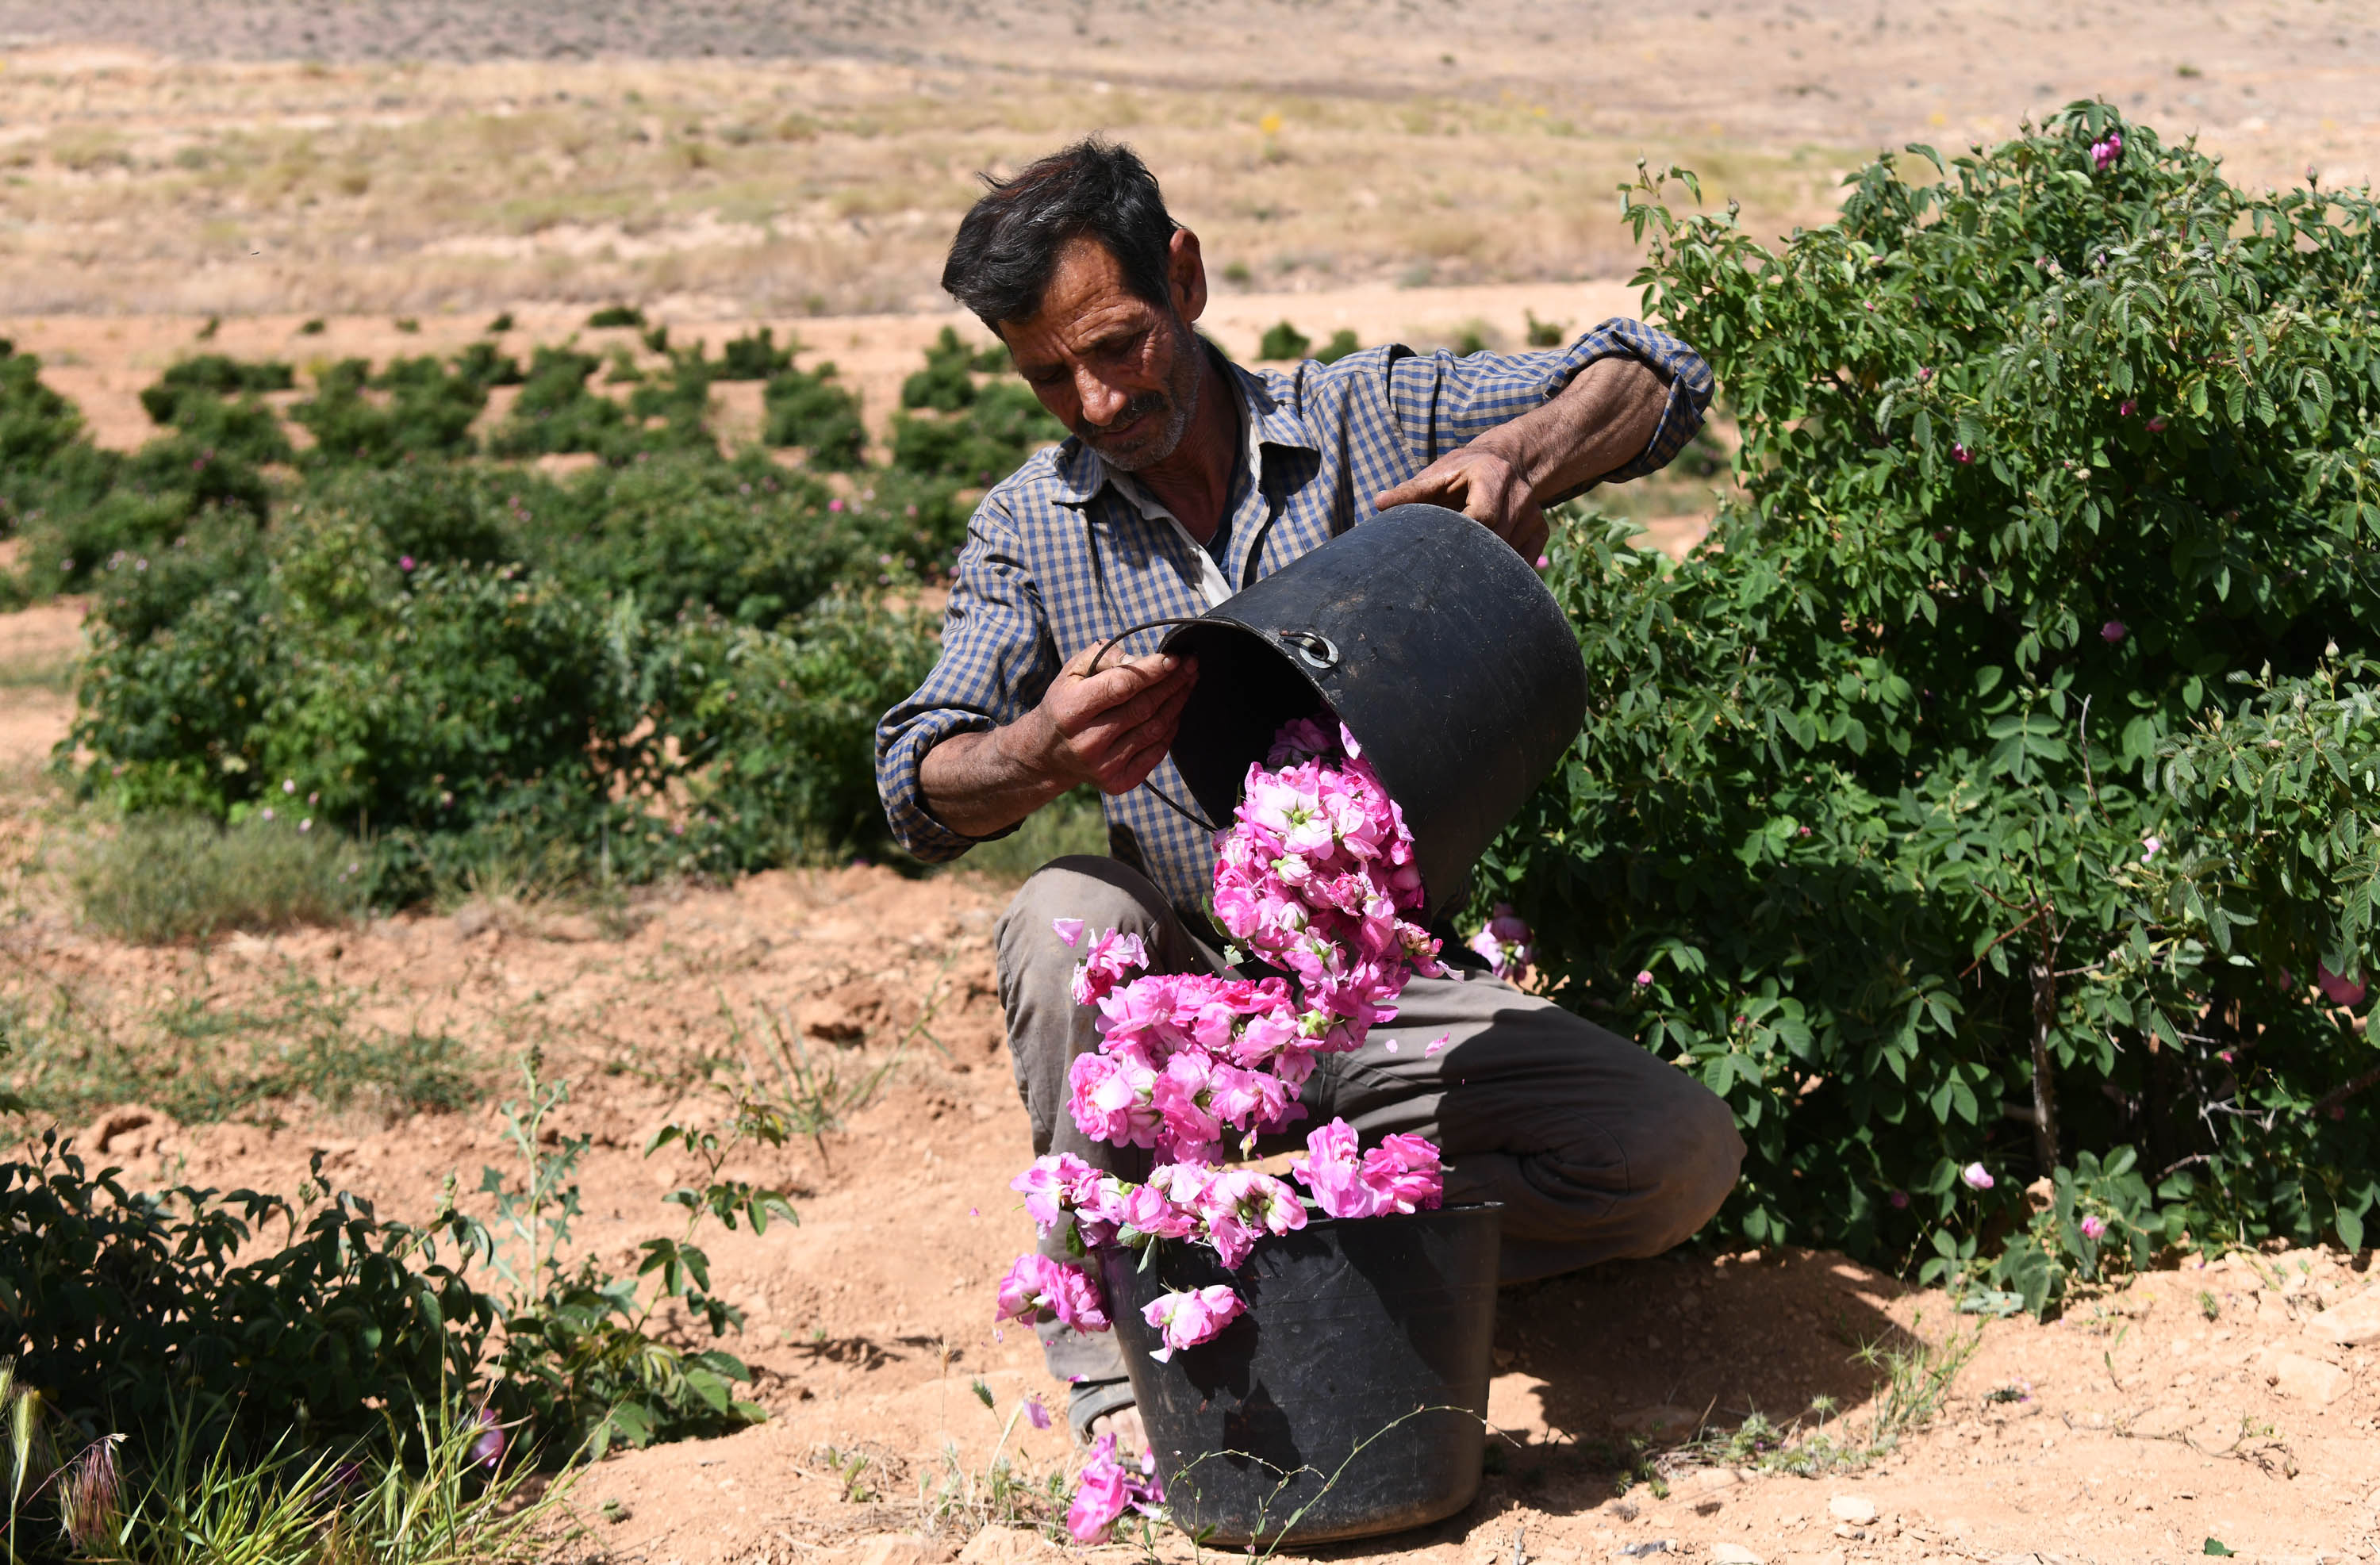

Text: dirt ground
xmin=4 ymin=2 xmax=2379 ymax=1558
xmin=3 ymin=599 xmax=2378 ymax=1565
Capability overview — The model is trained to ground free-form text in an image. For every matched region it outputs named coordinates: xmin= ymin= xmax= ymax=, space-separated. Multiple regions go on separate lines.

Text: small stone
xmin=1683 ymin=1467 xmax=1741 ymax=1494
xmin=2271 ymin=1352 xmax=2351 ymax=1404
xmin=1710 ymin=1547 xmax=1763 ymax=1565
xmin=1827 ymin=1495 xmax=1879 ymax=1526
xmin=858 ymin=1537 xmax=954 ymax=1565
xmin=1610 ymin=1404 xmax=1701 ymax=1438
xmin=2313 ymin=1287 xmax=2380 ymax=1347
xmin=957 ymin=1528 xmax=1057 ymax=1565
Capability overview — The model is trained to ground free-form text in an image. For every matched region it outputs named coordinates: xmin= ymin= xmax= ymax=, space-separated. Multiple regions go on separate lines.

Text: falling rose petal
xmin=1052 ymin=917 xmax=1086 ymax=947
xmin=1024 ymin=1396 xmax=1053 ymax=1431
xmin=1425 ymin=1034 xmax=1449 ymax=1056
xmin=1384 ymin=1039 xmax=1399 ymax=1053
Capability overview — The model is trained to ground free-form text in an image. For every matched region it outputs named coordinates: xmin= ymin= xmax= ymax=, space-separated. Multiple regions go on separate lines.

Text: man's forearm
xmin=1478 ymin=356 xmax=1668 ymax=501
xmin=919 ymin=719 xmax=1071 ymax=839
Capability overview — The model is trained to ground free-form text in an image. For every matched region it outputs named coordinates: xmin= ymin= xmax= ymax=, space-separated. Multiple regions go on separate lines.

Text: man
xmin=877 ymin=139 xmax=1744 ymax=1449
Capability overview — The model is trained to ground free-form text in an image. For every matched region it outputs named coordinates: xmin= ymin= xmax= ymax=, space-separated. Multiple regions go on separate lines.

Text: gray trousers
xmin=995 ymin=856 xmax=1745 ymax=1433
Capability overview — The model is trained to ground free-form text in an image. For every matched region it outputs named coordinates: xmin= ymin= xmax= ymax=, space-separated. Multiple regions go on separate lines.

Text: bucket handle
xmin=1087 ymin=615 xmax=1227 ymax=834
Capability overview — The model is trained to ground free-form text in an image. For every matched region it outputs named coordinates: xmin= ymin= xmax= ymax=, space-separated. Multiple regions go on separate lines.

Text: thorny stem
xmin=2029 ymin=955 xmax=2063 ymax=1174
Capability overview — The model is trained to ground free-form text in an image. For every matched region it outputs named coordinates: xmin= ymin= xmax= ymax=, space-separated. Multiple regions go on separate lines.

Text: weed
xmin=3 ymin=961 xmax=477 ymax=1127
xmin=72 ymin=814 xmax=367 ymax=944
xmin=475 ymin=1051 xmax=797 ymax=1455
xmin=486 ymin=312 xmax=515 ymax=333
xmin=87 ymin=1395 xmax=579 ymax=1565
xmin=718 ymin=957 xmax=945 ymax=1169
xmin=1669 ymin=1314 xmax=1979 ymax=1478
xmin=587 ymin=304 xmax=645 ymax=328
xmin=821 ymin=1444 xmax=881 ymax=1503
xmin=2198 ymin=1289 xmax=2221 ymax=1321
xmin=298 ymin=317 xmax=325 ymax=335
xmin=918 ymin=1394 xmax=1070 ymax=1540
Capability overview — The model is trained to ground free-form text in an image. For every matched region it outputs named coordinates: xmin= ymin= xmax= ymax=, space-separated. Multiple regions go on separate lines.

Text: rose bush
xmin=1483 ymin=102 xmax=2380 ymax=1306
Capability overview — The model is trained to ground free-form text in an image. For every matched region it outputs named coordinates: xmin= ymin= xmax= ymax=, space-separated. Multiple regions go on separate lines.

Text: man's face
xmin=1001 ymin=232 xmax=1205 ymax=472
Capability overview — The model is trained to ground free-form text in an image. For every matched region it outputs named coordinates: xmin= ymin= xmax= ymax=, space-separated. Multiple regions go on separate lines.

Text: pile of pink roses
xmin=992 ymin=719 xmax=1452 ymax=1542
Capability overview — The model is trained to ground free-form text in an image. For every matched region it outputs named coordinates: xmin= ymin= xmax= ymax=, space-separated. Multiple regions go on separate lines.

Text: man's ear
xmin=1168 ymin=229 xmax=1209 ymax=325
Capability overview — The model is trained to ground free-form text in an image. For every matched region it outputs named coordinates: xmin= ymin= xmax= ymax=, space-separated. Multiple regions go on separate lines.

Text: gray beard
xmin=1083 ymin=326 xmax=1203 ymax=472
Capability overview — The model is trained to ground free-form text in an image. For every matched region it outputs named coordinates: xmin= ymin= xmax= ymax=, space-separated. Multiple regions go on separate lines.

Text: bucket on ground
xmin=1159 ymin=503 xmax=1587 ymax=923
xmin=1099 ymin=1202 xmax=1502 ymax=1547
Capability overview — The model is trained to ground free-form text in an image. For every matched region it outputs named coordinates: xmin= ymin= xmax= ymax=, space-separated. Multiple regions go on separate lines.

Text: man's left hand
xmin=1372 ymin=444 xmax=1547 ymax=564
xmin=1371 ymin=356 xmax=1671 ymax=567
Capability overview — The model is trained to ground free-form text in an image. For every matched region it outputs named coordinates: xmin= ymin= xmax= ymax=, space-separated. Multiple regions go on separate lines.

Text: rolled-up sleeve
xmin=875 ymin=495 xmax=1059 ymax=863
xmin=1381 ymin=316 xmax=1714 ymax=493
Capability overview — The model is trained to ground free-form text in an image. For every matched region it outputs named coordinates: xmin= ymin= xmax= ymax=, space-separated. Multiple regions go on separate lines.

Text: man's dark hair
xmin=941 ymin=138 xmax=1181 ymax=330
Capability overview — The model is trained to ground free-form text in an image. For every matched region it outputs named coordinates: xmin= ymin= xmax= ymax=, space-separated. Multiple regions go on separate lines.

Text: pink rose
xmin=2317 ymin=964 xmax=2367 ymax=1007
xmin=993 ymin=1254 xmax=1110 ymax=1333
xmin=1065 ymin=1434 xmax=1161 ymax=1543
xmin=1142 ymin=1283 xmax=1245 ymax=1361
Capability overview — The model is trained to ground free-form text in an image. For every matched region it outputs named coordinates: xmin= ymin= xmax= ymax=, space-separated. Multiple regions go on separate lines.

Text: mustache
xmin=1077 ymin=391 xmax=1172 ymax=440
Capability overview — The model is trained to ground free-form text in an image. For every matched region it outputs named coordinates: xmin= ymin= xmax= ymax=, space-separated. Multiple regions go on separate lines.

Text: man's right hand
xmin=1031 ymin=646 xmax=1200 ymax=795
xmin=918 ymin=646 xmax=1198 ymax=839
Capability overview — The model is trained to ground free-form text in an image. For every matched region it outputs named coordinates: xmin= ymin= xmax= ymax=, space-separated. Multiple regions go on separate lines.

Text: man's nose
xmin=1075 ymin=366 xmax=1128 ymax=427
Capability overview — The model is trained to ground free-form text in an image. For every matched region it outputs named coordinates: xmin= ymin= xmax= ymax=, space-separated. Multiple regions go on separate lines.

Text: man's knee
xmin=1631 ymin=1073 xmax=1745 ymax=1251
xmin=996 ymin=855 xmax=1165 ymax=965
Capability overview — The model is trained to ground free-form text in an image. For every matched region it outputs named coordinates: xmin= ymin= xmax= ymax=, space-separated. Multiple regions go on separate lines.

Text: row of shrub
xmin=1488 ymin=105 xmax=2380 ymax=1310
xmin=0 ymin=322 xmax=1065 ymax=907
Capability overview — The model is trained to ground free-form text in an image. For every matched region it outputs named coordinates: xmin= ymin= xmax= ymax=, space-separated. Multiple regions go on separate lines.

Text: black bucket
xmin=1099 ymin=1203 xmax=1502 ymax=1548
xmin=1159 ymin=504 xmax=1587 ymax=922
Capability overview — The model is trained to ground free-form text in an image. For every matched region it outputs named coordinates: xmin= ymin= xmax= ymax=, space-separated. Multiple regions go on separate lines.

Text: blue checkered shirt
xmin=875 ymin=320 xmax=1714 ymax=915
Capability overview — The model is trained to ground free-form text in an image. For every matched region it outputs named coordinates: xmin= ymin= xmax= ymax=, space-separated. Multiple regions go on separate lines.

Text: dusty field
xmin=2 ymin=605 xmax=2378 ymax=1565
xmin=4 ymin=3 xmax=2380 ymax=1559
xmin=0 ymin=1 xmax=2370 ymax=316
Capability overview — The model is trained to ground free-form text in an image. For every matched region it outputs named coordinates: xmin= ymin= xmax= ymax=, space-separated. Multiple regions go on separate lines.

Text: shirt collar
xmin=1050 ymin=344 xmax=1317 ymax=508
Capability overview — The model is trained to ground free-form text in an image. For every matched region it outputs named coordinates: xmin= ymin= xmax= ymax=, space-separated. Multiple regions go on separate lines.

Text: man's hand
xmin=1372 ymin=355 xmax=1669 ymax=566
xmin=1032 ymin=646 xmax=1200 ymax=796
xmin=919 ymin=646 xmax=1198 ymax=839
xmin=1372 ymin=445 xmax=1546 ymax=564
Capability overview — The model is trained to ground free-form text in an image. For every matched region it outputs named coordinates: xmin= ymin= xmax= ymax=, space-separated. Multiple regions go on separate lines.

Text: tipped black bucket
xmin=1100 ymin=1203 xmax=1501 ymax=1548
xmin=1160 ymin=504 xmax=1587 ymax=922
